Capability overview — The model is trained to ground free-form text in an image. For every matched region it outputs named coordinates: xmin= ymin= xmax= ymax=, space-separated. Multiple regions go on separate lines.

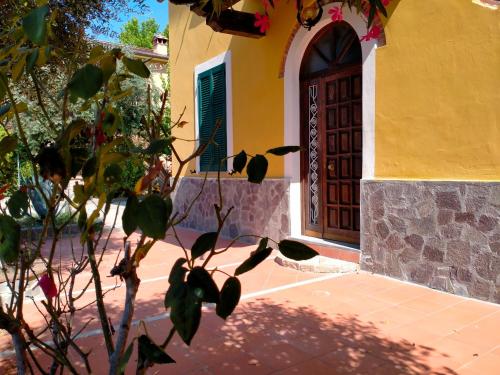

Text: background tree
xmin=119 ymin=18 xmax=161 ymax=49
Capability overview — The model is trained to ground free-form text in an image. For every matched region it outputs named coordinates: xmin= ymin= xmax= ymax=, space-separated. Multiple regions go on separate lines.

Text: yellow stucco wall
xmin=376 ymin=0 xmax=500 ymax=180
xmin=170 ymin=0 xmax=500 ymax=180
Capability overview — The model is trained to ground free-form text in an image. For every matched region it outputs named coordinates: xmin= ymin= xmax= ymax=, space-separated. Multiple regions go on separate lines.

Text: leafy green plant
xmin=0 ymin=4 xmax=318 ymax=375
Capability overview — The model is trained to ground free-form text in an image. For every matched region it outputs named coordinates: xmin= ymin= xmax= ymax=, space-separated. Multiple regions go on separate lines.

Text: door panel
xmin=301 ymin=68 xmax=361 ymax=244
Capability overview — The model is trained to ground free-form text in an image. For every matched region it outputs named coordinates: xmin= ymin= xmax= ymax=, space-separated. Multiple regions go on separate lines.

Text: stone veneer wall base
xmin=171 ymin=177 xmax=291 ymax=243
xmin=361 ymin=180 xmax=500 ymax=304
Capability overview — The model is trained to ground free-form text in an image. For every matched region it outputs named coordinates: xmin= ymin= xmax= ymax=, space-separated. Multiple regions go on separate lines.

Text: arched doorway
xmin=300 ymin=21 xmax=362 ymax=244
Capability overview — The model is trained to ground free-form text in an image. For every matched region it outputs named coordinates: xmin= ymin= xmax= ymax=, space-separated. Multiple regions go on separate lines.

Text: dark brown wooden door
xmin=300 ymin=21 xmax=362 ymax=245
xmin=322 ymin=68 xmax=362 ymax=243
xmin=301 ymin=68 xmax=362 ymax=244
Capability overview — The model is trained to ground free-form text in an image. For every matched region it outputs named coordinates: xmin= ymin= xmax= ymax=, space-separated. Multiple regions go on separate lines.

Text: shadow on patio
xmin=165 ymin=298 xmax=458 ymax=374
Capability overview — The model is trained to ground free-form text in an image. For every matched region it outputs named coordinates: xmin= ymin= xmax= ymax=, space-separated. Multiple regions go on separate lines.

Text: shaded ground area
xmin=0 ymin=227 xmax=499 ymax=374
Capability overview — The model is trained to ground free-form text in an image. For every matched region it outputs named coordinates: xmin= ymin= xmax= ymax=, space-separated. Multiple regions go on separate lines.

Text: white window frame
xmin=194 ymin=51 xmax=233 ymax=173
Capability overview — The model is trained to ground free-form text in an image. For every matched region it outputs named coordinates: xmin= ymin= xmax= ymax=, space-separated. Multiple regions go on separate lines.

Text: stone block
xmin=376 ymin=221 xmax=390 ymax=240
xmin=409 ymin=216 xmax=437 ymax=236
xmin=437 ymin=209 xmax=454 ymax=226
xmin=455 ymin=212 xmax=476 ymax=225
xmin=446 ymin=240 xmax=471 ymax=268
xmin=423 ymin=245 xmax=444 ymax=263
xmin=388 ymin=214 xmax=407 ymax=233
xmin=386 ymin=233 xmax=405 ymax=251
xmin=473 ymin=252 xmax=493 ymax=280
xmin=404 ymin=234 xmax=424 ymax=250
xmin=430 ymin=276 xmax=453 ymax=293
xmin=436 ymin=191 xmax=462 ymax=211
xmin=477 ymin=215 xmax=497 ymax=233
xmin=471 ymin=277 xmax=493 ymax=300
xmin=399 ymin=247 xmax=422 ymax=263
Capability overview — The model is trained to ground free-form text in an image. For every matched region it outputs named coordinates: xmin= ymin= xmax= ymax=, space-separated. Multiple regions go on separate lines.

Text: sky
xmin=97 ymin=0 xmax=170 ymax=42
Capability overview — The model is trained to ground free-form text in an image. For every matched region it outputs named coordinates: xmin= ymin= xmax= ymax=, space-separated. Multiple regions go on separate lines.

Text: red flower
xmin=95 ymin=124 xmax=106 ymax=146
xmin=254 ymin=12 xmax=270 ymax=33
xmin=328 ymin=6 xmax=343 ymax=22
xmin=0 ymin=184 xmax=10 ymax=201
xmin=360 ymin=25 xmax=382 ymax=42
xmin=38 ymin=274 xmax=58 ymax=299
xmin=382 ymin=0 xmax=391 ymax=6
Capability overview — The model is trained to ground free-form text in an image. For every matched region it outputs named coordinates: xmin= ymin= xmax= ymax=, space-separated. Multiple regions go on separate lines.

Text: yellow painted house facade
xmin=169 ymin=0 xmax=500 ymax=302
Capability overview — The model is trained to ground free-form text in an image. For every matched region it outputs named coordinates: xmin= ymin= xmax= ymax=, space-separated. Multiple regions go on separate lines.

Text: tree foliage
xmin=119 ymin=17 xmax=161 ymax=49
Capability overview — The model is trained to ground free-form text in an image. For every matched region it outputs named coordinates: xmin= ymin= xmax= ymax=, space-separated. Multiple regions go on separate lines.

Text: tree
xmin=0 ymin=5 xmax=317 ymax=374
xmin=119 ymin=18 xmax=161 ymax=49
xmin=0 ymin=0 xmax=147 ymax=58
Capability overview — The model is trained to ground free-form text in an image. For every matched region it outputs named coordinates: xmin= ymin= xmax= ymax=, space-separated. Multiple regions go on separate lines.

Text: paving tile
xmin=246 ymin=342 xmax=312 ymax=370
xmin=272 ymin=358 xmax=339 ymax=375
xmin=361 ymin=304 xmax=424 ymax=329
xmin=456 ymin=353 xmax=500 ymax=375
xmin=426 ymin=337 xmax=484 ymax=370
xmin=448 ymin=312 xmax=500 ymax=351
xmin=319 ymin=346 xmax=388 ymax=374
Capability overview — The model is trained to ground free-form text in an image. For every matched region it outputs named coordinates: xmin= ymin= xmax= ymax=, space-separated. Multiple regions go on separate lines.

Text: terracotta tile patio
xmin=1 ymin=228 xmax=499 ymax=374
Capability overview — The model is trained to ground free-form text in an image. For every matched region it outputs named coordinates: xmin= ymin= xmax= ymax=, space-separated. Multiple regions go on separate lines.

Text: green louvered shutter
xmin=198 ymin=63 xmax=227 ymax=172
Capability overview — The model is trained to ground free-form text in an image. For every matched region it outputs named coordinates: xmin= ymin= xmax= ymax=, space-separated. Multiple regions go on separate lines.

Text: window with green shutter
xmin=197 ymin=63 xmax=227 ymax=172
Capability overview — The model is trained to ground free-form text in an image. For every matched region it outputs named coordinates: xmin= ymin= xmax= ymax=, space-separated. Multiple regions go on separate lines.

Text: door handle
xmin=327 ymin=161 xmax=335 ymax=172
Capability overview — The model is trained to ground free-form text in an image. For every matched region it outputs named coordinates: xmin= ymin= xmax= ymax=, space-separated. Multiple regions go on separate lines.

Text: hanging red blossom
xmin=328 ymin=6 xmax=343 ymax=22
xmin=382 ymin=0 xmax=391 ymax=6
xmin=38 ymin=274 xmax=58 ymax=299
xmin=360 ymin=25 xmax=382 ymax=42
xmin=254 ymin=12 xmax=271 ymax=33
xmin=0 ymin=184 xmax=10 ymax=201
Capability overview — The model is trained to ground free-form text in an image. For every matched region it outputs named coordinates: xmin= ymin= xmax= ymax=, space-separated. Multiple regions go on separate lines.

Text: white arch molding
xmin=284 ymin=4 xmax=379 ymax=245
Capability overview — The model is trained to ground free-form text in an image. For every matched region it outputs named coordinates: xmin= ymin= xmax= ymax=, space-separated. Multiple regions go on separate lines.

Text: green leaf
xmin=169 ymin=258 xmax=188 ymax=285
xmin=118 ymin=341 xmax=134 ymax=375
xmin=246 ymin=154 xmax=268 ymax=184
xmin=375 ymin=0 xmax=388 ymax=17
xmin=0 ymin=135 xmax=18 ymax=158
xmin=0 ymin=215 xmax=21 ymax=263
xmin=12 ymin=56 xmax=26 ymax=82
xmin=103 ymin=164 xmax=122 ymax=184
xmin=7 ymin=190 xmax=29 ymax=219
xmin=100 ymin=54 xmax=116 ymax=82
xmin=170 ymin=285 xmax=202 ymax=346
xmin=67 ymin=64 xmax=104 ymax=100
xmin=77 ymin=209 xmax=87 ymax=232
xmin=0 ymin=103 xmax=11 ymax=118
xmin=367 ymin=5 xmax=377 ymax=27
xmin=232 ymin=150 xmax=247 ymax=174
xmin=278 ymin=239 xmax=318 ymax=261
xmin=26 ymin=49 xmax=39 ymax=73
xmin=82 ymin=156 xmax=97 ymax=179
xmin=22 ymin=5 xmax=49 ymax=44
xmin=60 ymin=119 xmax=87 ymax=146
xmin=266 ymin=146 xmax=301 ymax=156
xmin=122 ymin=57 xmax=150 ymax=78
xmin=0 ymin=73 xmax=6 ymax=101
xmin=187 ymin=267 xmax=220 ymax=303
xmin=191 ymin=232 xmax=218 ymax=259
xmin=216 ymin=277 xmax=241 ymax=320
xmin=144 ymin=139 xmax=171 ymax=155
xmin=122 ymin=195 xmax=139 ymax=236
xmin=234 ymin=238 xmax=272 ymax=276
xmin=137 ymin=335 xmax=175 ymax=370
xmin=137 ymin=195 xmax=169 ymax=239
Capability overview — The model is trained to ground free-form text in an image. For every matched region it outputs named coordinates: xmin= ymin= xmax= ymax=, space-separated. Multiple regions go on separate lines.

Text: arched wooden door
xmin=300 ymin=21 xmax=362 ymax=244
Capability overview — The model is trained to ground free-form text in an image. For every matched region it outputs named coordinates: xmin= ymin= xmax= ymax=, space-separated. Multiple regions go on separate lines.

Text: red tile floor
xmin=1 ymin=228 xmax=499 ymax=374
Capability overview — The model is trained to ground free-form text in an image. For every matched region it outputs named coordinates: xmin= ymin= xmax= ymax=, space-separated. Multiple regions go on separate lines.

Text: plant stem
xmin=87 ymin=240 xmax=114 ymax=356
